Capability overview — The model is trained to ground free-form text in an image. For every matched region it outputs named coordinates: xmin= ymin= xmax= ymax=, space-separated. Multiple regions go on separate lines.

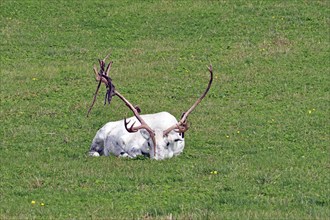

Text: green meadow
xmin=1 ymin=0 xmax=329 ymax=219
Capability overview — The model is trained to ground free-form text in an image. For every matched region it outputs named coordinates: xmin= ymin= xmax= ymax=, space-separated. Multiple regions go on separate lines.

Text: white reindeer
xmin=88 ymin=56 xmax=213 ymax=160
xmin=89 ymin=112 xmax=185 ymax=160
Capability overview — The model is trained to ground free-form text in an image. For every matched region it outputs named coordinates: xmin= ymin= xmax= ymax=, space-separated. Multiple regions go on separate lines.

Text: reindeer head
xmin=124 ymin=112 xmax=185 ymax=160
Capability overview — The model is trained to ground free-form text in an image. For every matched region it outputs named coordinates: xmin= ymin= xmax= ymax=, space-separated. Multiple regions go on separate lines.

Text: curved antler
xmin=163 ymin=65 xmax=213 ymax=136
xmin=87 ymin=55 xmax=157 ymax=155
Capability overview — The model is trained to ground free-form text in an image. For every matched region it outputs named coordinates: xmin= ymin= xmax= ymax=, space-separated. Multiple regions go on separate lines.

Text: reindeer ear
xmin=140 ymin=129 xmax=150 ymax=140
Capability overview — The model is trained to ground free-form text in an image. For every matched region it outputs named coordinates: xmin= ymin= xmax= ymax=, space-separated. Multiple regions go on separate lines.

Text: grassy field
xmin=1 ymin=0 xmax=329 ymax=219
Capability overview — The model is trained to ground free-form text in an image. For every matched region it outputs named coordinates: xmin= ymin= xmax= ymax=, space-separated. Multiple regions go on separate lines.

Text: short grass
xmin=1 ymin=0 xmax=329 ymax=219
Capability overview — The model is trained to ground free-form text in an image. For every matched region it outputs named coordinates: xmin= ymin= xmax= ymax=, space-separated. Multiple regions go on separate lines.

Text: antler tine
xmin=98 ymin=53 xmax=111 ymax=73
xmin=124 ymin=118 xmax=138 ymax=132
xmin=87 ymin=79 xmax=102 ymax=117
xmin=105 ymin=61 xmax=113 ymax=76
xmin=163 ymin=65 xmax=213 ymax=136
xmin=103 ymin=53 xmax=111 ymax=62
xmin=93 ymin=65 xmax=99 ymax=80
xmin=125 ymin=118 xmax=155 ymax=133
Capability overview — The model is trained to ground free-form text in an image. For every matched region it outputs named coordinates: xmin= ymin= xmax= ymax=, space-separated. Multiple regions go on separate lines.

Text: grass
xmin=1 ymin=0 xmax=329 ymax=219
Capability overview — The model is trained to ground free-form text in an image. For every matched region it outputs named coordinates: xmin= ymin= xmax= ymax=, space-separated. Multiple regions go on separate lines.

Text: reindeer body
xmin=90 ymin=112 xmax=185 ymax=160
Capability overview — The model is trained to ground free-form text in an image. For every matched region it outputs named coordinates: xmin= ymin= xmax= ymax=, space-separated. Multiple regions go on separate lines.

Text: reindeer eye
xmin=166 ymin=142 xmax=170 ymax=147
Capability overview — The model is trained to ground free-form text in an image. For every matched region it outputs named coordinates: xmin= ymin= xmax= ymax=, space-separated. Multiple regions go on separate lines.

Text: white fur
xmin=89 ymin=112 xmax=185 ymax=160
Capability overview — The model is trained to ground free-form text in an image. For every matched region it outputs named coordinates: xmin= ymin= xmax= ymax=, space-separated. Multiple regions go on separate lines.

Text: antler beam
xmin=163 ymin=65 xmax=213 ymax=136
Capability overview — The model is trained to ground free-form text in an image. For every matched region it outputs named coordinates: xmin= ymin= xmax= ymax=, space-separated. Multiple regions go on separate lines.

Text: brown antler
xmin=87 ymin=55 xmax=157 ymax=155
xmin=87 ymin=54 xmax=115 ymax=116
xmin=163 ymin=65 xmax=213 ymax=136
